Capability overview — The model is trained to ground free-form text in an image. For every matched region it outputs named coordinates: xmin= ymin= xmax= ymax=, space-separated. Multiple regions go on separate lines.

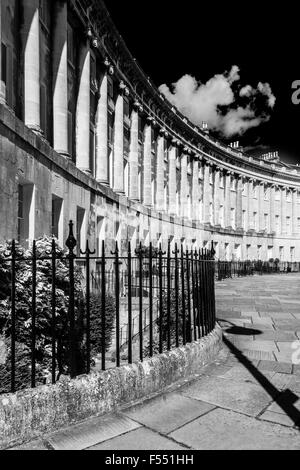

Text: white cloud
xmin=159 ymin=66 xmax=276 ymax=138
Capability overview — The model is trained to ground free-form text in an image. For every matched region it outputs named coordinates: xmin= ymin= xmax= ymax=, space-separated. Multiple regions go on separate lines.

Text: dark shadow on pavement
xmin=217 ymin=318 xmax=263 ymax=337
xmin=222 ymin=334 xmax=300 ymax=429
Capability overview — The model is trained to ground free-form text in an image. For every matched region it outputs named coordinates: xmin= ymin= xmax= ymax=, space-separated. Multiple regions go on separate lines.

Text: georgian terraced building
xmin=1 ymin=0 xmax=300 ymax=261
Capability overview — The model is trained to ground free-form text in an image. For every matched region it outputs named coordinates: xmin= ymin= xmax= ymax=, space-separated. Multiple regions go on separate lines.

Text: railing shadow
xmin=218 ymin=320 xmax=300 ymax=429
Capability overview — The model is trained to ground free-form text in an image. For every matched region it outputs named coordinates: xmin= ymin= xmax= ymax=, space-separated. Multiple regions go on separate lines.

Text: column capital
xmin=171 ymin=137 xmax=181 ymax=147
xmin=133 ymin=100 xmax=143 ymax=113
xmin=103 ymin=57 xmax=115 ymax=75
xmin=159 ymin=127 xmax=169 ymax=138
xmin=119 ymin=80 xmax=130 ymax=97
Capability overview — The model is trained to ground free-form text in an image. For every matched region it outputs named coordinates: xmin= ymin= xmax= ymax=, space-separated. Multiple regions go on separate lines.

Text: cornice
xmin=70 ymin=0 xmax=300 ymax=185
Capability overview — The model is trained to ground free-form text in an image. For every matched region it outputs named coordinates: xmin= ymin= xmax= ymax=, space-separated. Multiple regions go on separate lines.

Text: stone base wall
xmin=0 ymin=325 xmax=223 ymax=449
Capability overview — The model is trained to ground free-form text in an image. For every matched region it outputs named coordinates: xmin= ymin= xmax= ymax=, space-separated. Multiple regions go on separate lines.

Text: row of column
xmin=18 ymin=0 xmax=299 ymax=234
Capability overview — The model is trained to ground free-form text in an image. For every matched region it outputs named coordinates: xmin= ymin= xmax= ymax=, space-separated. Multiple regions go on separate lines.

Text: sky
xmin=107 ymin=1 xmax=299 ymax=164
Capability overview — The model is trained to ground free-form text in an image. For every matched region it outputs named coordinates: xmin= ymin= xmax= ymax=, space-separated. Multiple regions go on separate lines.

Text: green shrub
xmin=0 ymin=237 xmax=116 ymax=392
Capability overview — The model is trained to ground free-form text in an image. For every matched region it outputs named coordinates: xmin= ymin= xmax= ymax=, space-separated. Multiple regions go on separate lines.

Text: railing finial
xmin=66 ymin=220 xmax=77 ymax=254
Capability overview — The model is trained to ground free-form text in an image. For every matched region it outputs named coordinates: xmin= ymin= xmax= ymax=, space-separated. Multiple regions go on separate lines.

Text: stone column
xmin=22 ymin=0 xmax=41 ymax=132
xmin=270 ymin=184 xmax=276 ymax=233
xmin=95 ymin=72 xmax=109 ymax=183
xmin=52 ymin=0 xmax=69 ymax=157
xmin=168 ymin=142 xmax=177 ymax=215
xmin=224 ymin=172 xmax=231 ymax=227
xmin=143 ymin=119 xmax=152 ymax=206
xmin=236 ymin=177 xmax=243 ymax=229
xmin=213 ymin=167 xmax=220 ymax=226
xmin=180 ymin=150 xmax=188 ymax=218
xmin=128 ymin=102 xmax=141 ymax=201
xmin=0 ymin=1 xmax=5 ymax=104
xmin=202 ymin=162 xmax=211 ymax=223
xmin=192 ymin=157 xmax=200 ymax=221
xmin=258 ymin=182 xmax=265 ymax=231
xmin=76 ymin=40 xmax=90 ymax=172
xmin=156 ymin=130 xmax=165 ymax=211
xmin=247 ymin=179 xmax=253 ymax=229
xmin=281 ymin=187 xmax=286 ymax=234
xmin=292 ymin=189 xmax=297 ymax=234
xmin=113 ymin=83 xmax=126 ymax=193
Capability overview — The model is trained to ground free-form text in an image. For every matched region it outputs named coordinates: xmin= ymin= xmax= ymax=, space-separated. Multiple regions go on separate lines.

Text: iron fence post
xmin=66 ymin=220 xmax=77 ymax=379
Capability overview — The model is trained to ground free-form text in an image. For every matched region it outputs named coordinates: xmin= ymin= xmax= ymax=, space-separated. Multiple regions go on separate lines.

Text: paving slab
xmin=258 ymin=360 xmax=293 ymax=374
xmin=169 ymin=408 xmax=300 ymax=450
xmin=259 ymin=411 xmax=297 ymax=427
xmin=180 ymin=376 xmax=272 ymax=417
xmin=255 ymin=331 xmax=297 ymax=342
xmin=121 ymin=393 xmax=215 ymax=434
xmin=46 ymin=414 xmax=141 ymax=451
xmin=87 ymin=428 xmax=187 ymax=451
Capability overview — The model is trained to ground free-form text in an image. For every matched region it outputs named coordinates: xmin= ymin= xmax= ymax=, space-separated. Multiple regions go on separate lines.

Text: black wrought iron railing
xmin=216 ymin=260 xmax=300 ymax=281
xmin=0 ymin=222 xmax=217 ymax=395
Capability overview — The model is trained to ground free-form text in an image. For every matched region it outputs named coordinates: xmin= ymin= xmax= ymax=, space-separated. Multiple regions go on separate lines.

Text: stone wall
xmin=0 ymin=325 xmax=222 ymax=449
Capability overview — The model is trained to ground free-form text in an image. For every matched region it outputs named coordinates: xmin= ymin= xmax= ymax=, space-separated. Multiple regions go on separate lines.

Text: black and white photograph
xmin=0 ymin=0 xmax=300 ymax=455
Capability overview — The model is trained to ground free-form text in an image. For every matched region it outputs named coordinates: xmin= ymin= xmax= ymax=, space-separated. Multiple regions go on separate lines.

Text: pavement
xmin=11 ymin=274 xmax=300 ymax=450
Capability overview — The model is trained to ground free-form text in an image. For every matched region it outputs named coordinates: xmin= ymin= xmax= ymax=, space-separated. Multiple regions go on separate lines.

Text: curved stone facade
xmin=0 ymin=0 xmax=299 ymax=261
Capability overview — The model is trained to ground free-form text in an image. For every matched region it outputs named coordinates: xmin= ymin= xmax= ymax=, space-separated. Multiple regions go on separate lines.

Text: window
xmin=279 ymin=246 xmax=284 ymax=261
xmin=225 ymin=243 xmax=230 ymax=261
xmin=124 ymin=126 xmax=130 ymax=154
xmin=290 ymin=247 xmax=295 ymax=262
xmin=286 ymin=190 xmax=292 ymax=203
xmin=89 ymin=128 xmax=95 ymax=176
xmin=253 ymin=184 xmax=258 ymax=198
xmin=52 ymin=196 xmax=63 ymax=246
xmin=231 ymin=177 xmax=237 ymax=191
xmin=242 ymin=210 xmax=247 ymax=230
xmin=246 ymin=244 xmax=251 ymax=260
xmin=235 ymin=244 xmax=241 ymax=260
xmin=90 ymin=54 xmax=97 ymax=91
xmin=18 ymin=183 xmax=35 ymax=246
xmin=297 ymin=217 xmax=300 ymax=230
xmin=67 ymin=24 xmax=75 ymax=66
xmin=268 ymin=246 xmax=273 ymax=260
xmin=275 ymin=215 xmax=280 ymax=233
xmin=176 ymin=191 xmax=180 ymax=216
xmin=67 ymin=111 xmax=73 ymax=156
xmin=219 ymin=175 xmax=224 ymax=189
xmin=264 ymin=187 xmax=269 ymax=201
xmin=40 ymin=0 xmax=51 ymax=30
xmin=1 ymin=41 xmax=13 ymax=107
xmin=199 ymin=200 xmax=203 ymax=222
xmin=96 ymin=216 xmax=106 ymax=257
xmin=107 ymin=76 xmax=114 ymax=100
xmin=219 ymin=205 xmax=224 ymax=227
xmin=124 ymin=159 xmax=129 ymax=197
xmin=275 ymin=189 xmax=281 ymax=201
xmin=138 ymin=167 xmax=142 ymax=201
xmin=264 ymin=213 xmax=269 ymax=231
xmin=286 ymin=216 xmax=291 ymax=234
xmin=230 ymin=208 xmax=236 ymax=228
xmin=40 ymin=83 xmax=47 ymax=137
xmin=164 ymin=184 xmax=168 ymax=211
xmin=253 ymin=212 xmax=258 ymax=230
xmin=108 ymin=111 xmax=114 ymax=146
xmin=209 ymin=202 xmax=213 ymax=224
xmin=76 ymin=207 xmax=85 ymax=256
xmin=242 ymin=182 xmax=247 ymax=196
xmin=124 ymin=98 xmax=130 ymax=119
xmin=188 ymin=195 xmax=192 ymax=219
xmin=151 ymin=177 xmax=155 ymax=207
xmin=257 ymin=245 xmax=262 ymax=260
